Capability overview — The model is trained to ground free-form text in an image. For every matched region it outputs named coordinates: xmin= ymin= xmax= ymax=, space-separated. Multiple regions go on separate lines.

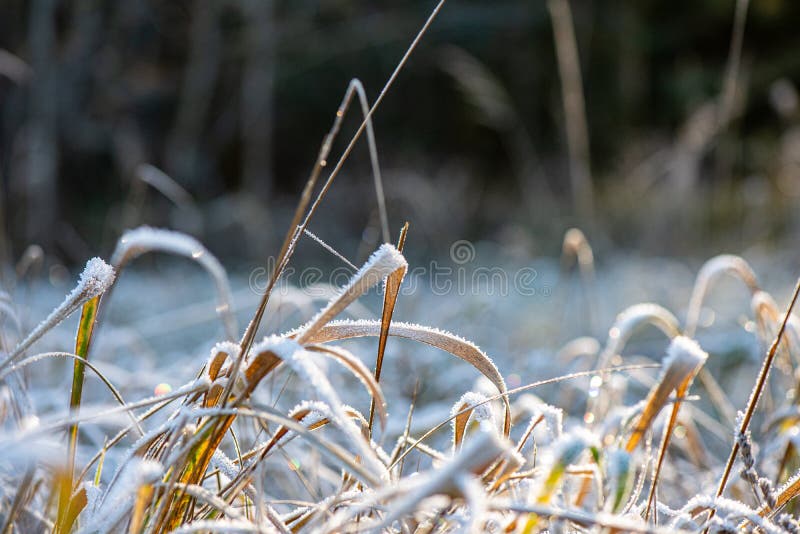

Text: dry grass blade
xmin=369 ymin=222 xmax=409 ymax=437
xmin=760 ymin=469 xmax=800 ymax=516
xmin=294 ymin=244 xmax=407 ymax=345
xmin=451 ymin=391 xmax=497 ymax=451
xmin=642 ymin=337 xmax=709 ymax=519
xmin=110 ymin=227 xmax=237 ymax=340
xmin=305 ymin=344 xmax=388 ymax=429
xmin=548 ymin=0 xmax=593 ymax=221
xmin=297 ymin=318 xmax=511 ymax=436
xmin=685 ymin=254 xmax=759 ymax=337
xmin=589 ymin=303 xmax=679 ymax=421
xmin=626 ymin=336 xmax=708 ymax=453
xmin=561 ymin=228 xmax=597 ymax=334
xmin=135 ymin=164 xmax=196 ymax=211
xmin=235 ymin=0 xmax=448 ymax=372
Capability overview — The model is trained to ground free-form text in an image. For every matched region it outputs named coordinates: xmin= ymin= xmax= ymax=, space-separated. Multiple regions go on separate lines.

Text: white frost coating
xmin=451 ymin=391 xmax=497 ymax=442
xmin=2 ymin=257 xmax=115 ymax=367
xmin=250 ymin=335 xmax=302 ymax=364
xmin=670 ymin=495 xmax=782 ymax=534
xmin=78 ymin=459 xmax=163 ymax=534
xmin=170 ymin=519 xmax=265 ymax=533
xmin=80 ymin=257 xmax=117 ymax=296
xmin=295 ymin=243 xmax=407 ymax=343
xmin=452 ymin=391 xmax=496 ymax=423
xmin=206 ymin=341 xmax=240 ymax=378
xmin=210 ymin=449 xmax=240 ymax=482
xmin=663 ymin=336 xmax=708 ymax=374
xmin=541 ymin=427 xmax=599 ymax=472
xmin=111 ymin=226 xmax=237 ymax=340
xmin=288 ymin=318 xmax=507 ymax=397
xmin=247 ymin=336 xmax=386 ymax=476
xmin=79 ymin=482 xmax=102 ymax=521
xmin=515 ymin=396 xmax=564 ymax=444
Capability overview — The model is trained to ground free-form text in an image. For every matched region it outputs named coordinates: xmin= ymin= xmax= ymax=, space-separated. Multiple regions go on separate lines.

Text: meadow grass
xmin=4 ymin=1 xmax=800 ymax=532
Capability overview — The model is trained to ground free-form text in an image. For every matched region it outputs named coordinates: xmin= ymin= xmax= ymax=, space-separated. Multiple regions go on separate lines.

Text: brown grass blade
xmin=642 ymin=337 xmax=710 ymax=519
xmin=294 ymin=244 xmax=407 ymax=345
xmin=626 ymin=336 xmax=708 ymax=453
xmin=369 ymin=222 xmax=409 ymax=437
xmin=296 ymin=318 xmax=511 ymax=436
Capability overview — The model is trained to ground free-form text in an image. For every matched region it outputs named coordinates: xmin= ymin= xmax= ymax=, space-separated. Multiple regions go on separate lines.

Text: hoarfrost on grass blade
xmin=1 ymin=257 xmax=115 ymax=369
xmin=78 ymin=458 xmax=162 ymax=534
xmin=111 ymin=226 xmax=237 ymax=339
xmin=294 ymin=243 xmax=407 ymax=344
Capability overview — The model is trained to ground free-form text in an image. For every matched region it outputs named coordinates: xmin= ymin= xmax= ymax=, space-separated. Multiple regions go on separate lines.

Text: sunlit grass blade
xmin=370 ymin=222 xmax=408 ymax=437
xmin=296 ymin=318 xmax=512 ymax=436
xmin=57 ymin=294 xmax=100 ymax=533
xmin=625 ymin=336 xmax=708 ymax=453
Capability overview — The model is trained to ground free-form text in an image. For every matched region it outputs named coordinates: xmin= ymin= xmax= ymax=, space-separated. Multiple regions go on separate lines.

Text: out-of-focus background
xmin=1 ymin=0 xmax=800 ymax=270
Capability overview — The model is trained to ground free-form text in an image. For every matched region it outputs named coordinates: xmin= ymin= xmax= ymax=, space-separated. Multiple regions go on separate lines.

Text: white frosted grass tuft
xmin=1 ymin=257 xmax=115 ymax=368
xmin=663 ymin=335 xmax=709 ymax=373
xmin=671 ymin=495 xmax=783 ymax=534
xmin=352 ymin=431 xmax=511 ymax=531
xmin=78 ymin=458 xmax=163 ymax=534
xmin=111 ymin=226 xmax=237 ymax=339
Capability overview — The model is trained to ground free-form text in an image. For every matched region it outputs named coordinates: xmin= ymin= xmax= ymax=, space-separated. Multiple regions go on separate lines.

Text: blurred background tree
xmin=1 ymin=0 xmax=800 ymax=268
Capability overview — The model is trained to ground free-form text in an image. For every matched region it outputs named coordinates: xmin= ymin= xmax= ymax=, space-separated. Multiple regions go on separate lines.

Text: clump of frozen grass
xmin=5 ymin=234 xmax=800 ymax=533
xmin=5 ymin=13 xmax=800 ymax=529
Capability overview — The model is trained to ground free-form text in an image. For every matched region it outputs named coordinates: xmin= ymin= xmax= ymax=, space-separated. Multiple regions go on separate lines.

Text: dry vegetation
xmin=3 ymin=1 xmax=800 ymax=533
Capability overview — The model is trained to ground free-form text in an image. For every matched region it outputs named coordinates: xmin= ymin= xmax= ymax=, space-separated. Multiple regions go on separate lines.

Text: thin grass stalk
xmin=547 ymin=0 xmax=593 ymax=221
xmin=710 ymin=275 xmax=800 ymax=529
xmin=233 ymin=0 xmax=448 ymax=391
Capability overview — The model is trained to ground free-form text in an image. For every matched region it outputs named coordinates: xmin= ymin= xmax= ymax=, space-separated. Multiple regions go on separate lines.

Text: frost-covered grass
xmin=4 ymin=2 xmax=800 ymax=532
xmin=3 ymin=223 xmax=800 ymax=533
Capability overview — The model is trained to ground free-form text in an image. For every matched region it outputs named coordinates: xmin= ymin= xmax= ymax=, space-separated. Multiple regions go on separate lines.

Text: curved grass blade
xmin=295 ymin=318 xmax=511 ymax=436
